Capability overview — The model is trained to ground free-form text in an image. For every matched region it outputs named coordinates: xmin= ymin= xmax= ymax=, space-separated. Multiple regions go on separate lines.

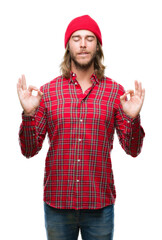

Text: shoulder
xmin=102 ymin=76 xmax=125 ymax=95
xmin=40 ymin=75 xmax=63 ymax=92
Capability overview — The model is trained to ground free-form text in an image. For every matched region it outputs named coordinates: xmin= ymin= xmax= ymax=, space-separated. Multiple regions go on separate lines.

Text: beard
xmin=69 ymin=49 xmax=97 ymax=71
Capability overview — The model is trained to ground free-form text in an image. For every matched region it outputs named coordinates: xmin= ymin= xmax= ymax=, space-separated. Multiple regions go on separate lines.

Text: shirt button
xmin=77 ymin=180 xmax=79 ymax=182
xmin=32 ymin=118 xmax=35 ymax=121
xmin=73 ymin=73 xmax=75 ymax=76
xmin=78 ymin=159 xmax=81 ymax=162
xmin=75 ymin=82 xmax=77 ymax=85
xmin=80 ymin=119 xmax=83 ymax=122
xmin=127 ymin=120 xmax=130 ymax=123
xmin=78 ymin=139 xmax=82 ymax=142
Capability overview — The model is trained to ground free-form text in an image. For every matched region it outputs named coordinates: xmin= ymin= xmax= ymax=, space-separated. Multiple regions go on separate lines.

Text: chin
xmin=71 ymin=55 xmax=95 ymax=70
xmin=78 ymin=60 xmax=90 ymax=65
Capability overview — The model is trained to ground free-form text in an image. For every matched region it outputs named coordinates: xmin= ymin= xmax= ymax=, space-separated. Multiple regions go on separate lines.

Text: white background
xmin=0 ymin=0 xmax=162 ymax=239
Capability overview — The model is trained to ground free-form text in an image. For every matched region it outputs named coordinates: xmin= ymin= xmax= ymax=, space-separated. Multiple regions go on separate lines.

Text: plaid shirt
xmin=19 ymin=72 xmax=145 ymax=210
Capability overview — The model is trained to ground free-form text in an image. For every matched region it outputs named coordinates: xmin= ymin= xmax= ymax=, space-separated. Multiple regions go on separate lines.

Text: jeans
xmin=44 ymin=202 xmax=114 ymax=240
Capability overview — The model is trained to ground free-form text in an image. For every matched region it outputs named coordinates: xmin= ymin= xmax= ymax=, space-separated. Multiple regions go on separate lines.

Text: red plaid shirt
xmin=19 ymin=72 xmax=145 ymax=210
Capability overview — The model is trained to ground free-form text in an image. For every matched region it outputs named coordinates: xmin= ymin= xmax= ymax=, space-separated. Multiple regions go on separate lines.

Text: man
xmin=17 ymin=15 xmax=145 ymax=240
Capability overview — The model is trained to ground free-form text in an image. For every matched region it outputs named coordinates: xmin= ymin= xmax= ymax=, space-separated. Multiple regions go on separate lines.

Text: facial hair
xmin=69 ymin=49 xmax=97 ymax=71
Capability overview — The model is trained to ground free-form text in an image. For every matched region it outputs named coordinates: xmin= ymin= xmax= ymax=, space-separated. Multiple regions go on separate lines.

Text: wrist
xmin=23 ymin=110 xmax=36 ymax=116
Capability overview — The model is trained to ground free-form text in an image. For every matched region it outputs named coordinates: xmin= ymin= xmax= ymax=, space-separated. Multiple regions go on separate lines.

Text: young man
xmin=17 ymin=15 xmax=145 ymax=240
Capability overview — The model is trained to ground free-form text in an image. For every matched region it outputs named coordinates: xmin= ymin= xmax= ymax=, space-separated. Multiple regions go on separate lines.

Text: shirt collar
xmin=69 ymin=71 xmax=100 ymax=84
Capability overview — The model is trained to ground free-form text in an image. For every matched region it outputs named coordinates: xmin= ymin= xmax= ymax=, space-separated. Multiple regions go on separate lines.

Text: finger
xmin=17 ymin=78 xmax=21 ymax=90
xmin=120 ymin=93 xmax=127 ymax=102
xmin=28 ymin=85 xmax=39 ymax=93
xmin=135 ymin=80 xmax=139 ymax=95
xmin=38 ymin=90 xmax=43 ymax=96
xmin=126 ymin=90 xmax=134 ymax=97
xmin=17 ymin=81 xmax=22 ymax=97
xmin=17 ymin=80 xmax=21 ymax=92
xmin=22 ymin=74 xmax=27 ymax=90
xmin=139 ymin=82 xmax=142 ymax=98
xmin=18 ymin=77 xmax=22 ymax=89
xmin=37 ymin=90 xmax=44 ymax=99
xmin=141 ymin=88 xmax=145 ymax=103
xmin=17 ymin=79 xmax=23 ymax=96
xmin=121 ymin=90 xmax=134 ymax=101
xmin=135 ymin=80 xmax=141 ymax=98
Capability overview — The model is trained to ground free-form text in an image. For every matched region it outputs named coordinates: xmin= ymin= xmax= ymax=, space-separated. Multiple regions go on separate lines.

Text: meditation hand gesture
xmin=17 ymin=74 xmax=43 ymax=116
xmin=120 ymin=80 xmax=145 ymax=119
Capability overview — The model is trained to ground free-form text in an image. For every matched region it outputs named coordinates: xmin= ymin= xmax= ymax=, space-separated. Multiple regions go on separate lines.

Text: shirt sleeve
xmin=115 ymin=93 xmax=145 ymax=158
xmin=18 ymin=87 xmax=47 ymax=158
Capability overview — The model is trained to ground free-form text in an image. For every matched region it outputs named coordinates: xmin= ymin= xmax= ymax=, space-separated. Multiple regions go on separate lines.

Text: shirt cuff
xmin=124 ymin=113 xmax=140 ymax=127
xmin=22 ymin=111 xmax=36 ymax=127
xmin=122 ymin=110 xmax=141 ymax=138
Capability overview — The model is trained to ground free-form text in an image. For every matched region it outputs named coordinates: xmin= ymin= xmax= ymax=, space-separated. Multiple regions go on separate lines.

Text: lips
xmin=78 ymin=52 xmax=89 ymax=55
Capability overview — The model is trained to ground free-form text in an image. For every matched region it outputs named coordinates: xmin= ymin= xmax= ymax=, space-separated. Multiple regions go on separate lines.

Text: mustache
xmin=77 ymin=51 xmax=90 ymax=54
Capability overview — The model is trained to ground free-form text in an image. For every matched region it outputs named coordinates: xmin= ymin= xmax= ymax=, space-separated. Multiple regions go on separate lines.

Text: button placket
xmin=75 ymin=103 xmax=84 ymax=190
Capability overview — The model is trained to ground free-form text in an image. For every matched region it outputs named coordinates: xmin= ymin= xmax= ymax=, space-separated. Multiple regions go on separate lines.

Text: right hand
xmin=17 ymin=74 xmax=43 ymax=116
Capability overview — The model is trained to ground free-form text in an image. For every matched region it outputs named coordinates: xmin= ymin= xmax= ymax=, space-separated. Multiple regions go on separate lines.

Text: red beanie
xmin=64 ymin=15 xmax=102 ymax=48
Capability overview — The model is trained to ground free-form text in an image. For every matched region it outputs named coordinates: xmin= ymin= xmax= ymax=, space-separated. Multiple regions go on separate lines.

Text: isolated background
xmin=0 ymin=0 xmax=162 ymax=239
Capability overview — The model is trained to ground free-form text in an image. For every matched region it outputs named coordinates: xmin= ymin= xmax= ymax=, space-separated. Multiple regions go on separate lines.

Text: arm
xmin=17 ymin=74 xmax=46 ymax=158
xmin=115 ymin=81 xmax=145 ymax=157
xmin=115 ymin=104 xmax=145 ymax=157
xmin=19 ymin=91 xmax=47 ymax=158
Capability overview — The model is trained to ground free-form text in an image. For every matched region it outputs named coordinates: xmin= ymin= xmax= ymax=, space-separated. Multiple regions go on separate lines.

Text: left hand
xmin=120 ymin=80 xmax=145 ymax=119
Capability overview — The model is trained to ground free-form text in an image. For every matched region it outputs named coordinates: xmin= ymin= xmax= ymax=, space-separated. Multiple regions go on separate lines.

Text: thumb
xmin=120 ymin=93 xmax=127 ymax=102
xmin=37 ymin=90 xmax=44 ymax=98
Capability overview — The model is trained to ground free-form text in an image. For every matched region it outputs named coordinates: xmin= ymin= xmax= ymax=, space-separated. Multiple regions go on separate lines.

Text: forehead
xmin=71 ymin=30 xmax=96 ymax=37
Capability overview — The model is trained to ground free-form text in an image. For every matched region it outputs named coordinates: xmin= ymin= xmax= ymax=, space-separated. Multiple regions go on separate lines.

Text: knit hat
xmin=64 ymin=15 xmax=102 ymax=48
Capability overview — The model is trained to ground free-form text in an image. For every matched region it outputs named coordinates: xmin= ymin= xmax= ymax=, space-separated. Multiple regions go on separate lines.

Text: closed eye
xmin=72 ymin=36 xmax=80 ymax=42
xmin=87 ymin=36 xmax=95 ymax=41
xmin=72 ymin=35 xmax=95 ymax=42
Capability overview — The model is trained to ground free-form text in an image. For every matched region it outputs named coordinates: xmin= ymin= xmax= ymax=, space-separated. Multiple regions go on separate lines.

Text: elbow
xmin=126 ymin=151 xmax=138 ymax=158
xmin=130 ymin=153 xmax=139 ymax=158
xmin=21 ymin=148 xmax=39 ymax=159
xmin=127 ymin=147 xmax=143 ymax=158
xmin=21 ymin=151 xmax=33 ymax=159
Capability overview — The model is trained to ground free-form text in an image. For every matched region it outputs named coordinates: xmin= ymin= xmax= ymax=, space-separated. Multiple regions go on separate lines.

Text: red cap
xmin=64 ymin=15 xmax=102 ymax=48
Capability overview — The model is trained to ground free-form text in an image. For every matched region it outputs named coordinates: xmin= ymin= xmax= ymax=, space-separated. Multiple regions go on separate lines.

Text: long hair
xmin=60 ymin=40 xmax=106 ymax=80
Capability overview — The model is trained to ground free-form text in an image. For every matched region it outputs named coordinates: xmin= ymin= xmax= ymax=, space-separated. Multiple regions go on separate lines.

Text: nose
xmin=80 ymin=38 xmax=86 ymax=48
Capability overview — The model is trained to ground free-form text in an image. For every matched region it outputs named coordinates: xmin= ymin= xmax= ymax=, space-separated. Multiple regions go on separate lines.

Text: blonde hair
xmin=60 ymin=41 xmax=106 ymax=80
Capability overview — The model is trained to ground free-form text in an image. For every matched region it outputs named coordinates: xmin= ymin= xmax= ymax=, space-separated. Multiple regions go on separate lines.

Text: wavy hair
xmin=60 ymin=40 xmax=106 ymax=80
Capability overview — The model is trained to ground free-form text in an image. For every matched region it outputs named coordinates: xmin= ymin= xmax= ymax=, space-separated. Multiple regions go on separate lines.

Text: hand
xmin=120 ymin=80 xmax=145 ymax=119
xmin=17 ymin=74 xmax=43 ymax=116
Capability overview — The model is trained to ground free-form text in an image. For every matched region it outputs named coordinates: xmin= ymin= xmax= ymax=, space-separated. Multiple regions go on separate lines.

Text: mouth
xmin=78 ymin=52 xmax=89 ymax=56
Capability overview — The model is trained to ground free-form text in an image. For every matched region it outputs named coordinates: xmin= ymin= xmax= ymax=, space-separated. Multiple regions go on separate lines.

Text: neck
xmin=71 ymin=61 xmax=95 ymax=83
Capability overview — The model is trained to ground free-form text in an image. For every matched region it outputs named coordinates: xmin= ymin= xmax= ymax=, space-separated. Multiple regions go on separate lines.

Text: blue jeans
xmin=44 ymin=202 xmax=114 ymax=240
